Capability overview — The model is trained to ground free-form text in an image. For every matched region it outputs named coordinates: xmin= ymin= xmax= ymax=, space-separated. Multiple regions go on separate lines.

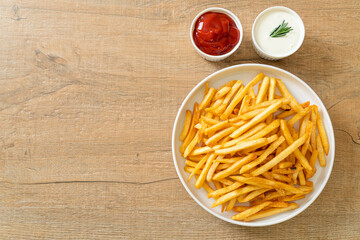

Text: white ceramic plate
xmin=172 ymin=63 xmax=335 ymax=227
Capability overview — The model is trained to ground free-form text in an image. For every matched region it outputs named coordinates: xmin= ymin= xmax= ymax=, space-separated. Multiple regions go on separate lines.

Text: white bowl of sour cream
xmin=252 ymin=6 xmax=305 ymax=60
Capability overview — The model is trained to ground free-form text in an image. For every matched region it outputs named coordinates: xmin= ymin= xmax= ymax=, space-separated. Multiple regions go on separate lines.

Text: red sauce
xmin=193 ymin=12 xmax=240 ymax=56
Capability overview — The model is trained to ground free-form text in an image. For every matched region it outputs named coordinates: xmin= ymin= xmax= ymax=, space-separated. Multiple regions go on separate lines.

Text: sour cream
xmin=252 ymin=7 xmax=305 ymax=60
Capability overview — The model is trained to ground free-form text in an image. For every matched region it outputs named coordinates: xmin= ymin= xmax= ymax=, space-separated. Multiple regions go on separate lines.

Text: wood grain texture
xmin=0 ymin=0 xmax=359 ymax=239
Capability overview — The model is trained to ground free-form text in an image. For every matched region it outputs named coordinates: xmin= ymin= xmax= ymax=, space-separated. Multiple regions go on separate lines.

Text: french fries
xmin=179 ymin=73 xmax=330 ymax=222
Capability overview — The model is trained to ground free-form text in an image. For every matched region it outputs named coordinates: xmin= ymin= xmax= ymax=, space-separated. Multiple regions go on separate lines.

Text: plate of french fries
xmin=172 ymin=64 xmax=335 ymax=226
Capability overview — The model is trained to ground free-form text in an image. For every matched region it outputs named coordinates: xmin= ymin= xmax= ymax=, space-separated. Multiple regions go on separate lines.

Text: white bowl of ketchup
xmin=190 ymin=7 xmax=243 ymax=62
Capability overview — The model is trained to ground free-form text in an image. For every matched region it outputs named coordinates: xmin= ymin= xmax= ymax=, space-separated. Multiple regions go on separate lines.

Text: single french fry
xmin=221 ymin=73 xmax=264 ymax=120
xmin=316 ymin=110 xmax=329 ymax=155
xmin=298 ymin=169 xmax=306 ymax=186
xmin=232 ymin=201 xmax=272 ymax=220
xmin=195 ymin=153 xmax=216 ymax=188
xmin=208 ymin=181 xmax=243 ymax=198
xmin=268 ymin=77 xmax=276 ymax=101
xmin=256 ymin=76 xmax=270 ymax=104
xmin=276 ymin=79 xmax=305 ymax=114
xmin=215 ymin=138 xmax=268 ymax=155
xmin=211 ymin=185 xmax=262 ymax=208
xmin=214 ymin=87 xmax=231 ymax=101
xmin=230 ymin=100 xmax=282 ymax=138
xmin=199 ymin=88 xmax=216 ymax=110
xmin=280 ymin=120 xmax=312 ymax=172
xmin=310 ymin=106 xmax=318 ymax=150
xmin=306 ymin=149 xmax=318 ymax=178
xmin=240 ymin=136 xmax=285 ymax=174
xmin=299 ymin=113 xmax=310 ymax=137
xmin=301 ymin=120 xmax=313 ymax=155
xmin=180 ymin=110 xmax=192 ymax=141
xmin=183 ymin=133 xmax=199 ymax=158
xmin=251 ymin=133 xmax=308 ymax=176
xmin=204 ymin=82 xmax=209 ymax=96
xmin=317 ymin=135 xmax=326 ymax=167
xmin=244 ymin=203 xmax=298 ymax=222
xmin=180 ymin=103 xmax=200 ymax=153
xmin=239 ymin=95 xmax=250 ymax=115
xmin=213 ymin=154 xmax=256 ymax=180
xmin=226 ymin=198 xmax=237 ymax=211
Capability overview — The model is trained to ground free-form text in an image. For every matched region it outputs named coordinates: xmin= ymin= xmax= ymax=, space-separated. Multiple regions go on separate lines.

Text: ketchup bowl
xmin=190 ymin=7 xmax=243 ymax=62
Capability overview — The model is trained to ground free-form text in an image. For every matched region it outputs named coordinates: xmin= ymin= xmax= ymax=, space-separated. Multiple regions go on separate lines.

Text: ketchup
xmin=193 ymin=12 xmax=240 ymax=56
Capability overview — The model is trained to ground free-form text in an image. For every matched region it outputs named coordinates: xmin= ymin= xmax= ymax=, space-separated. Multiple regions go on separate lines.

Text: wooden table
xmin=0 ymin=0 xmax=359 ymax=239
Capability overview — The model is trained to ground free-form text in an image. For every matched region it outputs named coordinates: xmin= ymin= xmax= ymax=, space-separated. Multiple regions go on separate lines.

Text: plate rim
xmin=172 ymin=63 xmax=335 ymax=227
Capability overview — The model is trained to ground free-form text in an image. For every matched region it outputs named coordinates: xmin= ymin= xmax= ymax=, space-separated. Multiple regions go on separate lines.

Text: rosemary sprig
xmin=270 ymin=20 xmax=293 ymax=38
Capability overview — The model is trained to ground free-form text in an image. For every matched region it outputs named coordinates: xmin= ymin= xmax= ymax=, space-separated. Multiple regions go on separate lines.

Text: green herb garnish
xmin=270 ymin=20 xmax=293 ymax=38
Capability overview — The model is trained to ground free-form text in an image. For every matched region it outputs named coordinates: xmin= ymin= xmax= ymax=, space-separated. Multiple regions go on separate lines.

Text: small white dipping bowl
xmin=172 ymin=63 xmax=335 ymax=226
xmin=252 ymin=6 xmax=305 ymax=60
xmin=190 ymin=7 xmax=243 ymax=62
